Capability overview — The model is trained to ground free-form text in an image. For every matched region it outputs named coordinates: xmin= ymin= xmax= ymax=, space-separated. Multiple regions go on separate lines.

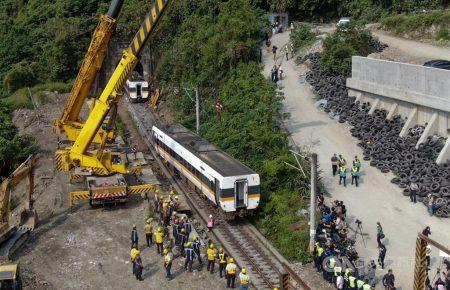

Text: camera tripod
xmin=353 ymin=222 xmax=366 ymax=248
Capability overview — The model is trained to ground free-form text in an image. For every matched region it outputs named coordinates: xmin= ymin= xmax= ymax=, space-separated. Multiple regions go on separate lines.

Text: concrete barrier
xmin=346 ymin=56 xmax=450 ymax=164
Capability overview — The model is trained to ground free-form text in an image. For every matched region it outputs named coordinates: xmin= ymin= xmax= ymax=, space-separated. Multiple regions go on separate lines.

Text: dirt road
xmin=371 ymin=30 xmax=450 ymax=61
xmin=265 ymin=31 xmax=450 ymax=290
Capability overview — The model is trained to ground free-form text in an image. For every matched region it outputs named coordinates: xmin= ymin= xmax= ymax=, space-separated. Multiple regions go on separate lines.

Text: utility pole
xmin=309 ymin=153 xmax=317 ymax=252
xmin=195 ymin=86 xmax=200 ymax=134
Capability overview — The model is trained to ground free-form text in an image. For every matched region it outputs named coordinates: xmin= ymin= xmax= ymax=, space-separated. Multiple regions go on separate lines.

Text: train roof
xmin=158 ymin=124 xmax=257 ymax=177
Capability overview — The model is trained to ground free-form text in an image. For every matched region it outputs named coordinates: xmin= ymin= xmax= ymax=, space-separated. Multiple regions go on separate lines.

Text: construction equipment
xmin=0 ymin=262 xmax=22 ymax=290
xmin=0 ymin=154 xmax=38 ymax=260
xmin=56 ymin=0 xmax=170 ymax=175
xmin=413 ymin=233 xmax=450 ymax=290
xmin=53 ymin=0 xmax=125 ymax=143
xmin=56 ymin=0 xmax=170 ymax=205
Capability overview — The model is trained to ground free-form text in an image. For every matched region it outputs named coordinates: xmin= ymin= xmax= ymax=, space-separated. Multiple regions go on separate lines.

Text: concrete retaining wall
xmin=346 ymin=56 xmax=450 ymax=164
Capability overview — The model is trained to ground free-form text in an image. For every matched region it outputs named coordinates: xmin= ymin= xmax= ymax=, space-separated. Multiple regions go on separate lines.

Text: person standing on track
xmin=130 ymin=246 xmax=139 ymax=276
xmin=350 ymin=164 xmax=359 ymax=187
xmin=135 ymin=253 xmax=144 ymax=281
xmin=382 ymin=269 xmax=395 ymax=290
xmin=352 ymin=156 xmax=361 ymax=172
xmin=207 ymin=214 xmax=215 ymax=231
xmin=331 ymin=154 xmax=339 ymax=176
xmin=272 ymin=45 xmax=278 ymax=61
xmin=226 ymin=257 xmax=237 ymax=288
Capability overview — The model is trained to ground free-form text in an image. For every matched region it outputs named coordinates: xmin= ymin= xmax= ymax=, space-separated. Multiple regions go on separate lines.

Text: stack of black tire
xmin=303 ymin=52 xmax=450 ymax=218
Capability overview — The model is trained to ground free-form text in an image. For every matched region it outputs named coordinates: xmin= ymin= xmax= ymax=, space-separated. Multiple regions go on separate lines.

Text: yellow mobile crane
xmin=56 ymin=0 xmax=169 ymax=205
xmin=53 ymin=0 xmax=125 ymax=143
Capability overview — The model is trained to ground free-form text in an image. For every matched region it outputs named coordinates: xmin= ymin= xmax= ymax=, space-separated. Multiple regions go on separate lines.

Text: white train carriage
xmin=152 ymin=124 xmax=260 ymax=217
xmin=125 ymin=72 xmax=149 ymax=103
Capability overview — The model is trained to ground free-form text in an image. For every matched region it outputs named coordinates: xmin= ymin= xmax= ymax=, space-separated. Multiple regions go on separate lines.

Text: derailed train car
xmin=152 ymin=124 xmax=260 ymax=219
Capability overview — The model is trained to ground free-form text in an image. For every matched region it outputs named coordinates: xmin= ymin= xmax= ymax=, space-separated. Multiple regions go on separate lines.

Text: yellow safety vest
xmin=349 ymin=276 xmax=356 ymax=287
xmin=345 ymin=268 xmax=350 ymax=278
xmin=145 ymin=224 xmax=152 ymax=234
xmin=241 ymin=274 xmax=249 ymax=284
xmin=219 ymin=253 xmax=226 ymax=263
xmin=155 ymin=232 xmax=164 ymax=244
xmin=362 ymin=284 xmax=371 ymax=290
xmin=357 ymin=280 xmax=365 ymax=288
xmin=317 ymin=247 xmax=324 ymax=256
xmin=164 ymin=253 xmax=172 ymax=265
xmin=207 ymin=248 xmax=216 ymax=261
xmin=334 ymin=266 xmax=342 ymax=276
xmin=351 ymin=166 xmax=358 ymax=173
xmin=329 ymin=258 xmax=336 ymax=269
xmin=227 ymin=264 xmax=236 ymax=275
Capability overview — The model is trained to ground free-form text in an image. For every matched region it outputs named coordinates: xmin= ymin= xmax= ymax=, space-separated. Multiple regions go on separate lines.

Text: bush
xmin=290 ymin=24 xmax=316 ymax=51
xmin=381 ymin=10 xmax=450 ymax=40
xmin=3 ymin=63 xmax=35 ymax=94
xmin=320 ymin=23 xmax=375 ymax=73
xmin=2 ymin=82 xmax=71 ymax=109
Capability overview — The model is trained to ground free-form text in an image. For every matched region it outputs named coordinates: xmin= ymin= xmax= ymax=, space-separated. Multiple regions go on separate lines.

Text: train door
xmin=235 ymin=179 xmax=248 ymax=208
xmin=214 ymin=178 xmax=220 ymax=205
xmin=136 ymin=84 xmax=142 ymax=97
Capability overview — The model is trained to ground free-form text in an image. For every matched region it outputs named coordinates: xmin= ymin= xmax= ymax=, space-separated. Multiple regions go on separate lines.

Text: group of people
xmin=314 ymin=198 xmax=396 ymax=289
xmin=331 ymin=154 xmax=361 ymax=187
xmin=128 ymin=192 xmax=251 ymax=289
xmin=270 ymin=64 xmax=283 ymax=83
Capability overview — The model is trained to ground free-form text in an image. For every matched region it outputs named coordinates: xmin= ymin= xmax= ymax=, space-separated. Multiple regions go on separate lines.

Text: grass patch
xmin=290 ymin=24 xmax=316 ymax=52
xmin=381 ymin=10 xmax=450 ymax=40
xmin=2 ymin=82 xmax=71 ymax=110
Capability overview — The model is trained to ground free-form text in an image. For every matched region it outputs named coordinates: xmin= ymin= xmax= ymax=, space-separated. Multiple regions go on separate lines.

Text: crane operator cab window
xmin=111 ymin=154 xmax=123 ymax=165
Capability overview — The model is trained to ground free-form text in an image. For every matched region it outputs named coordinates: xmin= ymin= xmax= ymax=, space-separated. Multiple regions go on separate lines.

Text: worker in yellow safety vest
xmin=155 ymin=227 xmax=164 ymax=255
xmin=334 ymin=264 xmax=342 ymax=283
xmin=130 ymin=247 xmax=139 ymax=276
xmin=362 ymin=280 xmax=371 ymax=290
xmin=356 ymin=278 xmax=365 ymax=289
xmin=339 ymin=166 xmax=347 ymax=187
xmin=351 ymin=165 xmax=359 ymax=187
xmin=326 ymin=257 xmax=336 ymax=283
xmin=348 ymin=275 xmax=357 ymax=290
xmin=145 ymin=220 xmax=153 ymax=247
xmin=217 ymin=247 xmax=228 ymax=278
xmin=239 ymin=267 xmax=250 ymax=290
xmin=226 ymin=257 xmax=237 ymax=288
xmin=206 ymin=243 xmax=217 ymax=274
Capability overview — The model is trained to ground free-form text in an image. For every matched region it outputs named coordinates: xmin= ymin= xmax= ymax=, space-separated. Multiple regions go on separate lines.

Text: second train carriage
xmin=152 ymin=124 xmax=260 ymax=218
xmin=125 ymin=72 xmax=149 ymax=103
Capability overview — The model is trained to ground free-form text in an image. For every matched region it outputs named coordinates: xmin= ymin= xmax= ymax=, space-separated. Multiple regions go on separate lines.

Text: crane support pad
xmin=70 ymin=191 xmax=90 ymax=205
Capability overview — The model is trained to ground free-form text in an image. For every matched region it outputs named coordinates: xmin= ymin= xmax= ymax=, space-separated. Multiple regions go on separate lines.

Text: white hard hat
xmin=209 ymin=214 xmax=212 ymax=218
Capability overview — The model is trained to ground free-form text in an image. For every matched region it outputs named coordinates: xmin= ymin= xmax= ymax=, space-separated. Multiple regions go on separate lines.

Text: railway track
xmin=125 ymin=101 xmax=310 ymax=289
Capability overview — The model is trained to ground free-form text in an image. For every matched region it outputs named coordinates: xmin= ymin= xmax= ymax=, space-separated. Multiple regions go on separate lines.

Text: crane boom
xmin=54 ymin=0 xmax=125 ymax=143
xmin=56 ymin=0 xmax=170 ymax=174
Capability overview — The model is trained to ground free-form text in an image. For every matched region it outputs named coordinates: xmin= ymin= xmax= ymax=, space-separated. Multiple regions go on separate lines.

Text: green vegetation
xmin=381 ymin=10 xmax=450 ymax=41
xmin=264 ymin=0 xmax=447 ymax=22
xmin=0 ymin=104 xmax=36 ymax=177
xmin=320 ymin=23 xmax=375 ymax=73
xmin=0 ymin=0 xmax=148 ymax=98
xmin=152 ymin=0 xmax=312 ymax=262
xmin=290 ymin=24 xmax=316 ymax=51
xmin=2 ymin=82 xmax=72 ymax=109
